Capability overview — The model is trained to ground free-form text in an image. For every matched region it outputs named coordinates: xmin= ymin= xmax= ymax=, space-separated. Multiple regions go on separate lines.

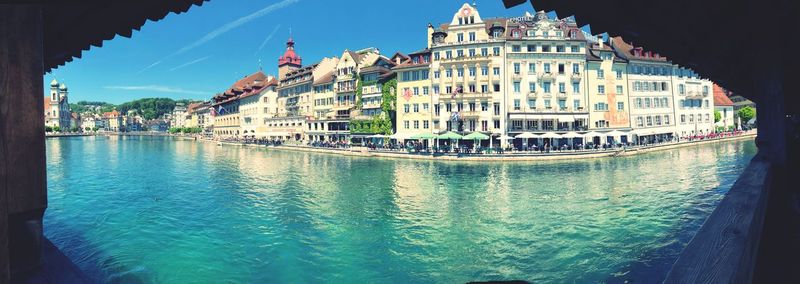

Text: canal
xmin=44 ymin=136 xmax=756 ymax=283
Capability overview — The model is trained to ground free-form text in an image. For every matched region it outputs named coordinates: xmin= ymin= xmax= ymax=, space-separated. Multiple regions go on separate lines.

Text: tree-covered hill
xmin=70 ymin=98 xmax=200 ymax=120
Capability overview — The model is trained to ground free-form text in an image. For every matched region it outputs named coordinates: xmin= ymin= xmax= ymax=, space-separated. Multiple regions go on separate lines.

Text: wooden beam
xmin=665 ymin=159 xmax=771 ymax=283
xmin=0 ymin=4 xmax=47 ymax=281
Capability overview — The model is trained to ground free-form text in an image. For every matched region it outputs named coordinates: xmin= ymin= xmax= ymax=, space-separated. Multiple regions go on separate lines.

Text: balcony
xmin=539 ymin=72 xmax=554 ymax=81
xmin=571 ymin=72 xmax=582 ymax=81
xmin=527 ymin=92 xmax=538 ymax=98
xmin=443 ymin=92 xmax=493 ymax=100
xmin=335 ymin=86 xmax=355 ymax=93
xmin=557 ymin=92 xmax=568 ymax=99
xmin=460 ymin=111 xmax=481 ymax=117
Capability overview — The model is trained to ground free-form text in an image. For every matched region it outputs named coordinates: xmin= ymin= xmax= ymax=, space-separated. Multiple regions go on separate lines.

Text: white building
xmin=239 ymin=75 xmax=278 ymax=138
xmin=611 ymin=36 xmax=677 ymax=144
xmin=171 ymin=102 xmax=187 ymax=128
xmin=713 ymin=84 xmax=735 ymax=130
xmin=44 ymin=79 xmax=71 ymax=130
xmin=672 ymin=67 xmax=715 ymax=138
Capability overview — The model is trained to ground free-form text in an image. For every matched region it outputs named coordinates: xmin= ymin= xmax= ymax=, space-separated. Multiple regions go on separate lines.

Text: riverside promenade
xmin=209 ymin=131 xmax=757 ymax=162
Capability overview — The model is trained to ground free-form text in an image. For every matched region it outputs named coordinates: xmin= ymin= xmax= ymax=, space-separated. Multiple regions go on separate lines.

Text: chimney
xmin=427 ymin=23 xmax=434 ymax=48
xmin=598 ymin=39 xmax=604 ymax=48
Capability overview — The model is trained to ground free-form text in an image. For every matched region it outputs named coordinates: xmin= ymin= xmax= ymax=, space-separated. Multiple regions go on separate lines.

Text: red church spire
xmin=278 ymin=37 xmax=302 ymax=67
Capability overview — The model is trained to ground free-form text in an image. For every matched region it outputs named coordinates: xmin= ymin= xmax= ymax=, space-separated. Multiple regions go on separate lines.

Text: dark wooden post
xmin=0 ymin=4 xmax=48 ymax=282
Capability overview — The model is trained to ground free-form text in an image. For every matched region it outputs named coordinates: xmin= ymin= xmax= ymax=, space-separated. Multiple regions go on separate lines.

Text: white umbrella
xmin=539 ymin=132 xmax=562 ymax=139
xmin=584 ymin=131 xmax=603 ymax=137
xmin=516 ymin=132 xmax=539 ymax=138
xmin=367 ymin=134 xmax=387 ymax=138
xmin=498 ymin=135 xmax=515 ymax=140
xmin=560 ymin=131 xmax=581 ymax=138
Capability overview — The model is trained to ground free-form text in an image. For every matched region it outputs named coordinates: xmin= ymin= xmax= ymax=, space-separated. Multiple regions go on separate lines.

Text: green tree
xmin=92 ymin=127 xmax=99 ymax=132
xmin=85 ymin=126 xmax=91 ymax=132
xmin=737 ymin=106 xmax=756 ymax=124
xmin=70 ymin=126 xmax=79 ymax=132
xmin=714 ymin=110 xmax=721 ymax=123
xmin=354 ymin=78 xmax=363 ymax=110
xmin=45 ymin=126 xmax=53 ymax=132
xmin=53 ymin=126 xmax=61 ymax=132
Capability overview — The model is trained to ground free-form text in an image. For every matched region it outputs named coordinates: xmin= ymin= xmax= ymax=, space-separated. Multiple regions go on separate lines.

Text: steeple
xmin=278 ymin=35 xmax=302 ymax=80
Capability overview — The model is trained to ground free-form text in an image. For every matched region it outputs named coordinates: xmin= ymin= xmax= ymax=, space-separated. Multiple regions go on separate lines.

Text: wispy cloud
xmin=137 ymin=0 xmax=299 ymax=74
xmin=256 ymin=24 xmax=282 ymax=55
xmin=136 ymin=60 xmax=162 ymax=75
xmin=104 ymin=85 xmax=210 ymax=95
xmin=169 ymin=56 xmax=211 ymax=71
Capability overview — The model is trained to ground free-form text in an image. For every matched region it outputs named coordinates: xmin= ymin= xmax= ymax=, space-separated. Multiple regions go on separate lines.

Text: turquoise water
xmin=44 ymin=136 xmax=756 ymax=283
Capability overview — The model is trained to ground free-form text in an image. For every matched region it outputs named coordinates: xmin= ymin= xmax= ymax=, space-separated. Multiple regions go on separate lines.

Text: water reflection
xmin=44 ymin=136 xmax=757 ymax=283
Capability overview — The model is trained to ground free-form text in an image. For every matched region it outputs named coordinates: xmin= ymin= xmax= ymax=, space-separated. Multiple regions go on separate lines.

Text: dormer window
xmin=493 ymin=30 xmax=501 ymax=38
xmin=512 ymin=30 xmax=520 ymax=38
xmin=570 ymin=30 xmax=577 ymax=38
xmin=543 ymin=31 xmax=549 ymax=38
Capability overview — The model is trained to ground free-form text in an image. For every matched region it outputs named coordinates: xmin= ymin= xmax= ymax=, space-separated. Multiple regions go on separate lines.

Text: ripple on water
xmin=44 ymin=137 xmax=756 ymax=283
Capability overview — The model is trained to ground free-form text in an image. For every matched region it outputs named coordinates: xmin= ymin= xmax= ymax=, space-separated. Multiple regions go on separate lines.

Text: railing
xmin=539 ymin=72 xmax=554 ymax=80
xmin=666 ymin=157 xmax=771 ymax=283
xmin=571 ymin=72 xmax=582 ymax=81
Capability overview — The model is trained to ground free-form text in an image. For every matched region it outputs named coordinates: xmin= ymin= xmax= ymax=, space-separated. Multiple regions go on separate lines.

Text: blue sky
xmin=46 ymin=0 xmax=541 ymax=104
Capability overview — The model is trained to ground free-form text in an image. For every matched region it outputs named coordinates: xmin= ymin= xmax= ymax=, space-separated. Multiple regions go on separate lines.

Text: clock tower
xmin=278 ymin=37 xmax=302 ymax=80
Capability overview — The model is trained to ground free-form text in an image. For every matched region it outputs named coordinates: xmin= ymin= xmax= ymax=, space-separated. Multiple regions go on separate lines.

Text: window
xmin=413 ymin=87 xmax=419 ymax=96
xmin=544 ymin=63 xmax=551 ymax=73
xmin=446 ymin=86 xmax=452 ymax=94
xmin=413 ymin=104 xmax=419 ymax=112
xmin=434 ymin=71 xmax=440 ymax=79
xmin=414 ymin=121 xmax=419 ymax=129
xmin=423 ymin=87 xmax=429 ymax=95
xmin=542 ymin=45 xmax=551 ymax=52
xmin=457 ymin=68 xmax=464 ymax=77
xmin=529 ymin=63 xmax=536 ymax=73
xmin=434 ymin=52 xmax=440 ymax=60
xmin=494 ymin=103 xmax=500 ymax=115
xmin=445 ymin=51 xmax=452 ymax=59
xmin=493 ymin=84 xmax=500 ymax=92
xmin=514 ymin=99 xmax=521 ymax=110
xmin=616 ymin=70 xmax=623 ymax=79
xmin=493 ymin=47 xmax=500 ymax=56
xmin=513 ymin=63 xmax=520 ymax=74
xmin=529 ymin=82 xmax=536 ymax=92
xmin=543 ymin=82 xmax=551 ymax=93
xmin=597 ymin=69 xmax=604 ymax=79
xmin=481 ymin=102 xmax=488 ymax=111
xmin=482 ymin=120 xmax=488 ymax=131
xmin=595 ymin=102 xmax=608 ymax=111
xmin=655 ymin=116 xmax=662 ymax=125
xmin=544 ymin=99 xmax=551 ymax=108
xmin=558 ymin=64 xmax=565 ymax=74
xmin=468 ymin=32 xmax=476 ymax=41
xmin=434 ymin=104 xmax=440 ymax=116
xmin=457 ymin=33 xmax=464 ymax=42
xmin=481 ymin=66 xmax=488 ymax=76
xmin=457 ymin=50 xmax=464 ymax=57
xmin=404 ymin=104 xmax=410 ymax=113
xmin=661 ymin=82 xmax=668 ymax=91
xmin=704 ymin=99 xmax=709 ymax=108
xmin=689 ymin=114 xmax=694 ymax=122
xmin=445 ymin=69 xmax=452 ymax=78
xmin=679 ymin=84 xmax=685 ymax=94
xmin=616 ymin=85 xmax=623 ymax=94
xmin=637 ymin=117 xmax=644 ymax=127
xmin=423 ymin=103 xmax=429 ymax=111
xmin=572 ymin=63 xmax=580 ymax=74
xmin=481 ymin=48 xmax=488 ymax=56
xmin=481 ymin=84 xmax=488 ymax=93
xmin=643 ymin=81 xmax=650 ymax=91
xmin=469 ymin=67 xmax=476 ymax=77
xmin=646 ymin=116 xmax=653 ymax=126
xmin=527 ymin=45 xmax=535 ymax=52
xmin=556 ymin=45 xmax=565 ymax=52
xmin=574 ymin=100 xmax=580 ymax=109
xmin=645 ymin=98 xmax=651 ymax=108
xmin=559 ymin=82 xmax=566 ymax=93
xmin=512 ymin=45 xmax=521 ymax=52
xmin=598 ymin=85 xmax=605 ymax=94
xmin=423 ymin=121 xmax=429 ymax=129
xmin=571 ymin=45 xmax=579 ymax=52
xmin=469 ymin=84 xmax=476 ymax=93
xmin=528 ymin=99 xmax=536 ymax=109
xmin=493 ymin=67 xmax=500 ymax=75
xmin=617 ymin=102 xmax=624 ymax=110
xmin=558 ymin=99 xmax=566 ymax=109
xmin=662 ymin=98 xmax=669 ymax=108
xmin=513 ymin=82 xmax=521 ymax=93
xmin=635 ymin=98 xmax=643 ymax=108
xmin=494 ymin=120 xmax=500 ymax=129
xmin=468 ymin=49 xmax=476 ymax=57
xmin=433 ymin=86 xmax=440 ymax=94
xmin=572 ymin=82 xmax=580 ymax=93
